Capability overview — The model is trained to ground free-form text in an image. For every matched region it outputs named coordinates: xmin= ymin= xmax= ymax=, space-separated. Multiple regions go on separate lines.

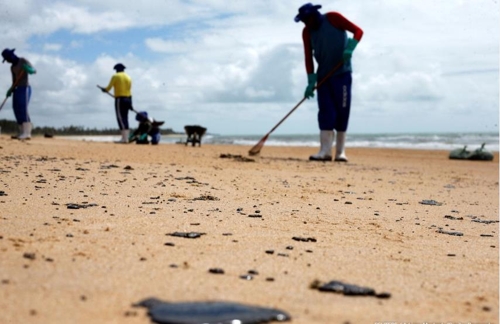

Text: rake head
xmin=248 ymin=135 xmax=268 ymax=156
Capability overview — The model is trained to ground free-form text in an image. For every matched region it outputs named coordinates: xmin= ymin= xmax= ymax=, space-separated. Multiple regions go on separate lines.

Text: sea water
xmin=200 ymin=132 xmax=499 ymax=152
xmin=62 ymin=132 xmax=499 ymax=152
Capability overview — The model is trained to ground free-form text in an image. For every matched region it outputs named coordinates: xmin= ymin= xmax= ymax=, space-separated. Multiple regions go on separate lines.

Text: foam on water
xmin=62 ymin=132 xmax=499 ymax=151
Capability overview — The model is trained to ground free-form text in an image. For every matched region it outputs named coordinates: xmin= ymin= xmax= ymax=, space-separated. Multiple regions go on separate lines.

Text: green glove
xmin=6 ymin=88 xmax=12 ymax=97
xmin=304 ymin=73 xmax=317 ymax=99
xmin=22 ymin=63 xmax=36 ymax=75
xmin=343 ymin=38 xmax=358 ymax=62
xmin=138 ymin=133 xmax=148 ymax=142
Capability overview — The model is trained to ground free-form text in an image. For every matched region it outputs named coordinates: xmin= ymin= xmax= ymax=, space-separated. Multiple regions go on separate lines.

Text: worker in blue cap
xmin=295 ymin=3 xmax=363 ymax=162
xmin=2 ymin=48 xmax=37 ymax=140
xmin=98 ymin=63 xmax=133 ymax=143
xmin=128 ymin=111 xmax=164 ymax=145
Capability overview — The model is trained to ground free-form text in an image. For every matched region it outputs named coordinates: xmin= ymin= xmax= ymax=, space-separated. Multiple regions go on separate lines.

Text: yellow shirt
xmin=105 ymin=72 xmax=132 ymax=97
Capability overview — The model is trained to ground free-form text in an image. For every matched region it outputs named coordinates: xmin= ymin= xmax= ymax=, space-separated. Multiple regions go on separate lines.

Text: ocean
xmin=62 ymin=132 xmax=499 ymax=152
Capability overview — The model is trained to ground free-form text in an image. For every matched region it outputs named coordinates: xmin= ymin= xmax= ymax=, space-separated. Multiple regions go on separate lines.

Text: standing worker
xmin=99 ymin=63 xmax=133 ymax=143
xmin=2 ymin=48 xmax=36 ymax=140
xmin=295 ymin=3 xmax=363 ymax=161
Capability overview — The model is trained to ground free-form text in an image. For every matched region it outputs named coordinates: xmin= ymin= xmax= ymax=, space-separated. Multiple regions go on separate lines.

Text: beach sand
xmin=0 ymin=135 xmax=498 ymax=324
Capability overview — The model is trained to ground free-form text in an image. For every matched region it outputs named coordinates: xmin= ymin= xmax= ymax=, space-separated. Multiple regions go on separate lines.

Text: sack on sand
xmin=449 ymin=143 xmax=494 ymax=161
xmin=468 ymin=143 xmax=494 ymax=161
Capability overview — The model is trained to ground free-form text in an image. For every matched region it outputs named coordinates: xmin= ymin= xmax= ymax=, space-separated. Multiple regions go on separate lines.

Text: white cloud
xmin=31 ymin=3 xmax=135 ymax=35
xmin=145 ymin=38 xmax=192 ymax=54
xmin=43 ymin=43 xmax=62 ymax=52
xmin=0 ymin=0 xmax=497 ymax=135
xmin=70 ymin=41 xmax=83 ymax=49
xmin=358 ymin=71 xmax=444 ymax=103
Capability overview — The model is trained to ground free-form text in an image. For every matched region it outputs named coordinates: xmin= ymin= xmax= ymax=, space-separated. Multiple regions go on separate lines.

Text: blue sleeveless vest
xmin=308 ymin=14 xmax=351 ymax=80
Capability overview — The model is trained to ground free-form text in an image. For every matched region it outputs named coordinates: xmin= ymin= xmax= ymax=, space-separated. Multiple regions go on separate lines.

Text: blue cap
xmin=294 ymin=3 xmax=322 ymax=22
xmin=136 ymin=111 xmax=148 ymax=122
xmin=2 ymin=48 xmax=16 ymax=63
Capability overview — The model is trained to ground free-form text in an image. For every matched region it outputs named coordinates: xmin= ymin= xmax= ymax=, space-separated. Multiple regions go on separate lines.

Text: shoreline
xmin=16 ymin=132 xmax=500 ymax=152
xmin=0 ymin=135 xmax=498 ymax=324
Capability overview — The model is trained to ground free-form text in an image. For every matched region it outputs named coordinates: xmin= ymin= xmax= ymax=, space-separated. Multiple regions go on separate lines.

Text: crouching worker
xmin=128 ymin=111 xmax=164 ymax=145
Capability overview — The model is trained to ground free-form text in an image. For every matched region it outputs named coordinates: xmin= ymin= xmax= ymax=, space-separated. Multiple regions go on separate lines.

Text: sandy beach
xmin=0 ymin=134 xmax=498 ymax=324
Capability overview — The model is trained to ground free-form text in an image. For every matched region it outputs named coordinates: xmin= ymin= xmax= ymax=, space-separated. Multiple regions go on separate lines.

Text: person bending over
xmin=2 ymin=48 xmax=36 ymax=140
xmin=295 ymin=3 xmax=363 ymax=162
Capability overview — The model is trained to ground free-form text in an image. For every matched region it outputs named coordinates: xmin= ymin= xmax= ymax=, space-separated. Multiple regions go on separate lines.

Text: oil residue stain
xmin=134 ymin=298 xmax=291 ymax=324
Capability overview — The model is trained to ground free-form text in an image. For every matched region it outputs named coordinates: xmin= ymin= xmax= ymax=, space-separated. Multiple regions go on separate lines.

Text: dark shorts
xmin=12 ymin=86 xmax=31 ymax=124
xmin=115 ymin=97 xmax=132 ymax=130
xmin=316 ymin=72 xmax=352 ymax=131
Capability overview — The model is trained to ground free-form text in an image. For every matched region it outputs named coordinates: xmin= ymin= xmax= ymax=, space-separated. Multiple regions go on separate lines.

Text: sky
xmin=0 ymin=0 xmax=498 ymax=135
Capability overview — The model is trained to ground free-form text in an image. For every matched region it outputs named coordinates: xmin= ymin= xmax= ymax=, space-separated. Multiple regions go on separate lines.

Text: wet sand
xmin=0 ymin=135 xmax=498 ymax=324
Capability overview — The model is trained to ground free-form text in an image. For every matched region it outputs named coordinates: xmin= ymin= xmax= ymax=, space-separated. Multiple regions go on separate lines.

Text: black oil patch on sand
xmin=134 ymin=298 xmax=291 ymax=324
xmin=311 ymin=280 xmax=391 ymax=299
xmin=167 ymin=232 xmax=206 ymax=239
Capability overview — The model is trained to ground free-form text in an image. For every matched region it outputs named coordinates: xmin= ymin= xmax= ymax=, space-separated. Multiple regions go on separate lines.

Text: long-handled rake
xmin=96 ymin=85 xmax=139 ymax=114
xmin=248 ymin=61 xmax=344 ymax=156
